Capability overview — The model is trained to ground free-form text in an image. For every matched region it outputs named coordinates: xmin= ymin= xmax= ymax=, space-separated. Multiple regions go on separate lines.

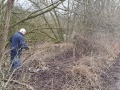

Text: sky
xmin=15 ymin=0 xmax=28 ymax=4
xmin=14 ymin=0 xmax=32 ymax=9
xmin=14 ymin=0 xmax=68 ymax=8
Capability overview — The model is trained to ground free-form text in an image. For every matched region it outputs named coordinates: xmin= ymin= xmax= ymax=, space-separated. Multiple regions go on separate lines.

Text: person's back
xmin=10 ymin=32 xmax=24 ymax=50
xmin=9 ymin=28 xmax=29 ymax=69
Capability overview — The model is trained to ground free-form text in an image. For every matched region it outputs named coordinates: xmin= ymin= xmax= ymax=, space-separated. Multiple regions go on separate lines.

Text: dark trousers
xmin=10 ymin=50 xmax=21 ymax=69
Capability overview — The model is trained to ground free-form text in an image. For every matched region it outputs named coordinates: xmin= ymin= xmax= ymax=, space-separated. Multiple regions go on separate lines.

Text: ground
xmin=4 ymin=37 xmax=120 ymax=90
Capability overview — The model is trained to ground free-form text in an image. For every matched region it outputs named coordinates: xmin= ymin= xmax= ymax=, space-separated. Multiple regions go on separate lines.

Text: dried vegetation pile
xmin=4 ymin=32 xmax=120 ymax=90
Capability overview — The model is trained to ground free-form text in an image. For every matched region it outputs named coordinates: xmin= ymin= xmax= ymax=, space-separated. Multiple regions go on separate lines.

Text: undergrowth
xmin=1 ymin=31 xmax=120 ymax=90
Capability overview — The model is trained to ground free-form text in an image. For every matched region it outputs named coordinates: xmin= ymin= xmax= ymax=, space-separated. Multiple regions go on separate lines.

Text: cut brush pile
xmin=4 ymin=33 xmax=120 ymax=90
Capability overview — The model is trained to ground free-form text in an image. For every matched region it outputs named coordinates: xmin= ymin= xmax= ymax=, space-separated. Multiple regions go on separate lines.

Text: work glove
xmin=20 ymin=43 xmax=29 ymax=50
xmin=24 ymin=44 xmax=29 ymax=50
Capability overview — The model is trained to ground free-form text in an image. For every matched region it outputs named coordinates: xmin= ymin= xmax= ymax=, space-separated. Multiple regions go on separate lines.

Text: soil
xmin=110 ymin=53 xmax=120 ymax=90
xmin=9 ymin=43 xmax=120 ymax=90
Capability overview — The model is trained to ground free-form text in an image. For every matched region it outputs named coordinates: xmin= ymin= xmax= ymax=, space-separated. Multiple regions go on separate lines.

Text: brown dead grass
xmin=3 ymin=31 xmax=120 ymax=90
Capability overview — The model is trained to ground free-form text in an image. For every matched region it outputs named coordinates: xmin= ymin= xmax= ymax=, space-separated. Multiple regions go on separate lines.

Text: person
xmin=9 ymin=28 xmax=29 ymax=69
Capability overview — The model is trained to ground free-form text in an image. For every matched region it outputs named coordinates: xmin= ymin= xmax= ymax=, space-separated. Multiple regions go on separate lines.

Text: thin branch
xmin=26 ymin=28 xmax=56 ymax=41
xmin=4 ymin=79 xmax=35 ymax=90
xmin=10 ymin=0 xmax=65 ymax=28
xmin=0 ymin=1 xmax=7 ymax=11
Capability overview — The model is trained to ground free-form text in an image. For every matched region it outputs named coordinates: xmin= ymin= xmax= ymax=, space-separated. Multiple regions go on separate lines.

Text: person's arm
xmin=22 ymin=42 xmax=29 ymax=50
xmin=19 ymin=36 xmax=29 ymax=50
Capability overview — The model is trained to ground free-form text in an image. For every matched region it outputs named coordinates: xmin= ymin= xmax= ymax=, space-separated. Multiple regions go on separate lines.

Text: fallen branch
xmin=4 ymin=79 xmax=35 ymax=90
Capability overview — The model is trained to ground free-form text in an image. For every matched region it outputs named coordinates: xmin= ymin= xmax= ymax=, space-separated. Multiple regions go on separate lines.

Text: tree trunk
xmin=0 ymin=0 xmax=14 ymax=59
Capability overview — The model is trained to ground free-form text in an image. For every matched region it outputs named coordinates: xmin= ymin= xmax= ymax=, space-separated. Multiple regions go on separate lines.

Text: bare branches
xmin=0 ymin=0 xmax=7 ymax=10
xmin=0 ymin=0 xmax=15 ymax=59
xmin=10 ymin=0 xmax=65 ymax=28
xmin=4 ymin=79 xmax=35 ymax=90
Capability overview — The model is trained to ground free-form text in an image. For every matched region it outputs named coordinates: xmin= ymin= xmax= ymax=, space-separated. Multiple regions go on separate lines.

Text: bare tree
xmin=0 ymin=0 xmax=66 ymax=59
xmin=0 ymin=0 xmax=15 ymax=59
xmin=23 ymin=0 xmax=66 ymax=42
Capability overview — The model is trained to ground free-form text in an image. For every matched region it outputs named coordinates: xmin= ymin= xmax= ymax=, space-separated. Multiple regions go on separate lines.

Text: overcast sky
xmin=15 ymin=0 xmax=28 ymax=4
xmin=14 ymin=0 xmax=68 ymax=11
xmin=14 ymin=0 xmax=31 ymax=9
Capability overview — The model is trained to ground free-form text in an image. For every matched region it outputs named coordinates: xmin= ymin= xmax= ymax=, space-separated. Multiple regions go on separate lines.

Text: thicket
xmin=1 ymin=0 xmax=120 ymax=90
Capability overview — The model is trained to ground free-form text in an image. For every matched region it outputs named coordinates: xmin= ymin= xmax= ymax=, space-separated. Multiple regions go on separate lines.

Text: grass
xmin=1 ymin=30 xmax=120 ymax=90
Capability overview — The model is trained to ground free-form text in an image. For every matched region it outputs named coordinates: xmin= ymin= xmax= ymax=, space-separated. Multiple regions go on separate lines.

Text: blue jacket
xmin=9 ymin=32 xmax=28 ymax=54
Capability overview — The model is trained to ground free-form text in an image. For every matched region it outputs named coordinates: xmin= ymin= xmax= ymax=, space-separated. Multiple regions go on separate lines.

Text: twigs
xmin=4 ymin=69 xmax=16 ymax=88
xmin=4 ymin=78 xmax=35 ymax=90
